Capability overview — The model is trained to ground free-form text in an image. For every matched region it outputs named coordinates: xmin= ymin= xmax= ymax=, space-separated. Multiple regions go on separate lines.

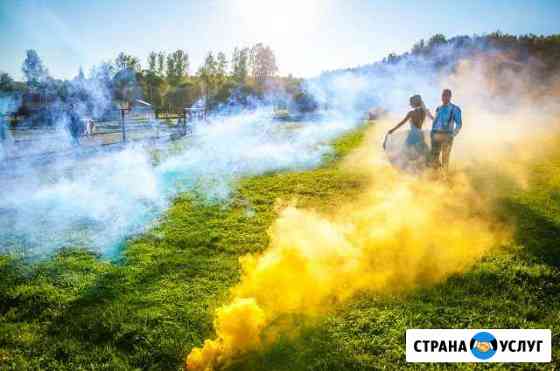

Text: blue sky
xmin=1 ymin=0 xmax=559 ymax=80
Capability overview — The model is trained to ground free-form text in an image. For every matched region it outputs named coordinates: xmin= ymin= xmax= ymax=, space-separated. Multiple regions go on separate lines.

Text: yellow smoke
xmin=186 ymin=54 xmax=560 ymax=371
xmin=187 ymin=298 xmax=266 ymax=370
xmin=186 ymin=127 xmax=507 ymax=370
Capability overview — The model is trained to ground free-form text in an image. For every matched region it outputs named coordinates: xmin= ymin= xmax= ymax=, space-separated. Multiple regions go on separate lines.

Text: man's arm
xmin=425 ymin=108 xmax=435 ymax=121
xmin=453 ymin=106 xmax=462 ymax=136
xmin=431 ymin=106 xmax=441 ymax=130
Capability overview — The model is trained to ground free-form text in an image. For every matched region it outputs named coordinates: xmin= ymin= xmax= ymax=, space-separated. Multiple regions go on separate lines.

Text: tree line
xmin=0 ymin=43 xmax=310 ymax=123
xmin=310 ymin=32 xmax=560 ymax=113
xmin=318 ymin=32 xmax=560 ymax=82
xmin=3 ymin=32 xmax=559 ymax=124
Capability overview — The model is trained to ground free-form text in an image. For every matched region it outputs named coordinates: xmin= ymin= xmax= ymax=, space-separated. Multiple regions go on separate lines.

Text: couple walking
xmin=387 ymin=89 xmax=462 ymax=172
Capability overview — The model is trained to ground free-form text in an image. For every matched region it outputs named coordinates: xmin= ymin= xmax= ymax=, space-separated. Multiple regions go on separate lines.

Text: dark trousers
xmin=430 ymin=132 xmax=454 ymax=170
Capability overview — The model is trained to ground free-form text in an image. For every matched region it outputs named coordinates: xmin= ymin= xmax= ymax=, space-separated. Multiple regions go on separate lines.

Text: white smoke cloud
xmin=0 ymin=108 xmax=361 ymax=258
xmin=4 ymin=38 xmax=558 ymax=260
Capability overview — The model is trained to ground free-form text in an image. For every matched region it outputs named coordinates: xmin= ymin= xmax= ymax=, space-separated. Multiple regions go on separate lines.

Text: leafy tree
xmin=383 ymin=53 xmax=400 ymax=64
xmin=232 ymin=47 xmax=249 ymax=83
xmin=197 ymin=52 xmax=219 ymax=108
xmin=166 ymin=55 xmax=175 ymax=83
xmin=148 ymin=52 xmax=157 ymax=72
xmin=22 ymin=49 xmax=48 ymax=88
xmin=157 ymin=52 xmax=166 ymax=77
xmin=164 ymin=79 xmax=200 ymax=113
xmin=115 ymin=52 xmax=141 ymax=73
xmin=0 ymin=72 xmax=15 ymax=92
xmin=293 ymin=90 xmax=318 ymax=113
xmin=214 ymin=79 xmax=236 ymax=107
xmin=411 ymin=39 xmax=425 ymax=55
xmin=198 ymin=53 xmax=217 ymax=84
xmin=112 ymin=53 xmax=143 ymax=106
xmin=142 ymin=70 xmax=167 ymax=109
xmin=249 ymin=43 xmax=278 ymax=84
xmin=166 ymin=49 xmax=189 ymax=85
xmin=217 ymin=52 xmax=228 ymax=77
xmin=427 ymin=34 xmax=447 ymax=49
xmin=174 ymin=50 xmax=189 ymax=78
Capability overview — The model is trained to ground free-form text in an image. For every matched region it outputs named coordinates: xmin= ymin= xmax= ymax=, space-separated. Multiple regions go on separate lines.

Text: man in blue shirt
xmin=430 ymin=89 xmax=462 ymax=171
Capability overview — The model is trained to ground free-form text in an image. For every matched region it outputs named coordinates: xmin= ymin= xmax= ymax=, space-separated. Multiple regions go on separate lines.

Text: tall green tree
xmin=157 ymin=52 xmax=166 ymax=77
xmin=148 ymin=52 xmax=158 ymax=72
xmin=0 ymin=72 xmax=15 ymax=92
xmin=22 ymin=49 xmax=49 ymax=89
xmin=114 ymin=53 xmax=141 ymax=104
xmin=164 ymin=80 xmax=200 ymax=113
xmin=197 ymin=52 xmax=219 ymax=108
xmin=217 ymin=52 xmax=228 ymax=77
xmin=145 ymin=73 xmax=167 ymax=109
xmin=249 ymin=43 xmax=278 ymax=84
xmin=115 ymin=52 xmax=141 ymax=72
xmin=427 ymin=34 xmax=447 ymax=49
xmin=166 ymin=50 xmax=189 ymax=85
xmin=231 ymin=47 xmax=250 ymax=83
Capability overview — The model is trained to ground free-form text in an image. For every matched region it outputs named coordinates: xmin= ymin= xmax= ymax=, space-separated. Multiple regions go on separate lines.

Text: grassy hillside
xmin=1 ymin=122 xmax=559 ymax=370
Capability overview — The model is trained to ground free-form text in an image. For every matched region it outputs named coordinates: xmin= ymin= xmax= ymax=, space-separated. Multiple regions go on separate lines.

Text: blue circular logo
xmin=470 ymin=332 xmax=497 ymax=360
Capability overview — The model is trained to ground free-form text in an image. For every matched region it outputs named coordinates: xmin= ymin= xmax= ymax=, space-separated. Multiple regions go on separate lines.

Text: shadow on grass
xmin=501 ymin=198 xmax=560 ymax=268
xmin=231 ymin=254 xmax=560 ymax=371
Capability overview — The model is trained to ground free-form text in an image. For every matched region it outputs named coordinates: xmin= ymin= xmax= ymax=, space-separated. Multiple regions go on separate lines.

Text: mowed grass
xmin=1 ymin=122 xmax=559 ymax=370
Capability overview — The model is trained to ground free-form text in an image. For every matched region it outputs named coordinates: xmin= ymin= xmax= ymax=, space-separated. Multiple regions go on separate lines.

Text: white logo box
xmin=406 ymin=329 xmax=551 ymax=363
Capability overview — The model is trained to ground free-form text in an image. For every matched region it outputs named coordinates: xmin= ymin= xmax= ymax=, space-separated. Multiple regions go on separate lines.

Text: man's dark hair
xmin=443 ymin=88 xmax=452 ymax=96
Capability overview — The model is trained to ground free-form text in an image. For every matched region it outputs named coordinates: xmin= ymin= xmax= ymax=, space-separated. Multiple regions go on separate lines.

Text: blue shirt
xmin=432 ymin=103 xmax=462 ymax=135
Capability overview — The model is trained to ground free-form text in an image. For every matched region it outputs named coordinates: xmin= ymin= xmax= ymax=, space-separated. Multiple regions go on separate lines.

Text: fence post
xmin=0 ymin=115 xmax=6 ymax=142
xmin=182 ymin=109 xmax=187 ymax=135
xmin=120 ymin=108 xmax=127 ymax=143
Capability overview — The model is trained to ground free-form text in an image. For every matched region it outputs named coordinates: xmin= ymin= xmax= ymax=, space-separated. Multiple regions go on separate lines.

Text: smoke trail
xmin=0 ymin=109 xmax=360 ymax=257
xmin=186 ymin=126 xmax=505 ymax=370
xmin=186 ymin=52 xmax=560 ymax=370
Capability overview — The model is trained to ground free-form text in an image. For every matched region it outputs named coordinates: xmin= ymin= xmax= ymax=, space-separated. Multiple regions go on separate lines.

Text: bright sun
xmin=237 ymin=0 xmax=320 ymax=41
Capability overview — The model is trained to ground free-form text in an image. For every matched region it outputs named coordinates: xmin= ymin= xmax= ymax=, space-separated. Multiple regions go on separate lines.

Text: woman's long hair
xmin=409 ymin=94 xmax=426 ymax=125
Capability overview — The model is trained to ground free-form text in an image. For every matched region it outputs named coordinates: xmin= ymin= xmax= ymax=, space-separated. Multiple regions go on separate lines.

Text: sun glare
xmin=237 ymin=0 xmax=320 ymax=41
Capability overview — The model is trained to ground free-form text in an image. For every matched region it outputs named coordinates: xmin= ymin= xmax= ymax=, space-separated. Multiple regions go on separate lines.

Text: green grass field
xmin=0 ymin=122 xmax=558 ymax=370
